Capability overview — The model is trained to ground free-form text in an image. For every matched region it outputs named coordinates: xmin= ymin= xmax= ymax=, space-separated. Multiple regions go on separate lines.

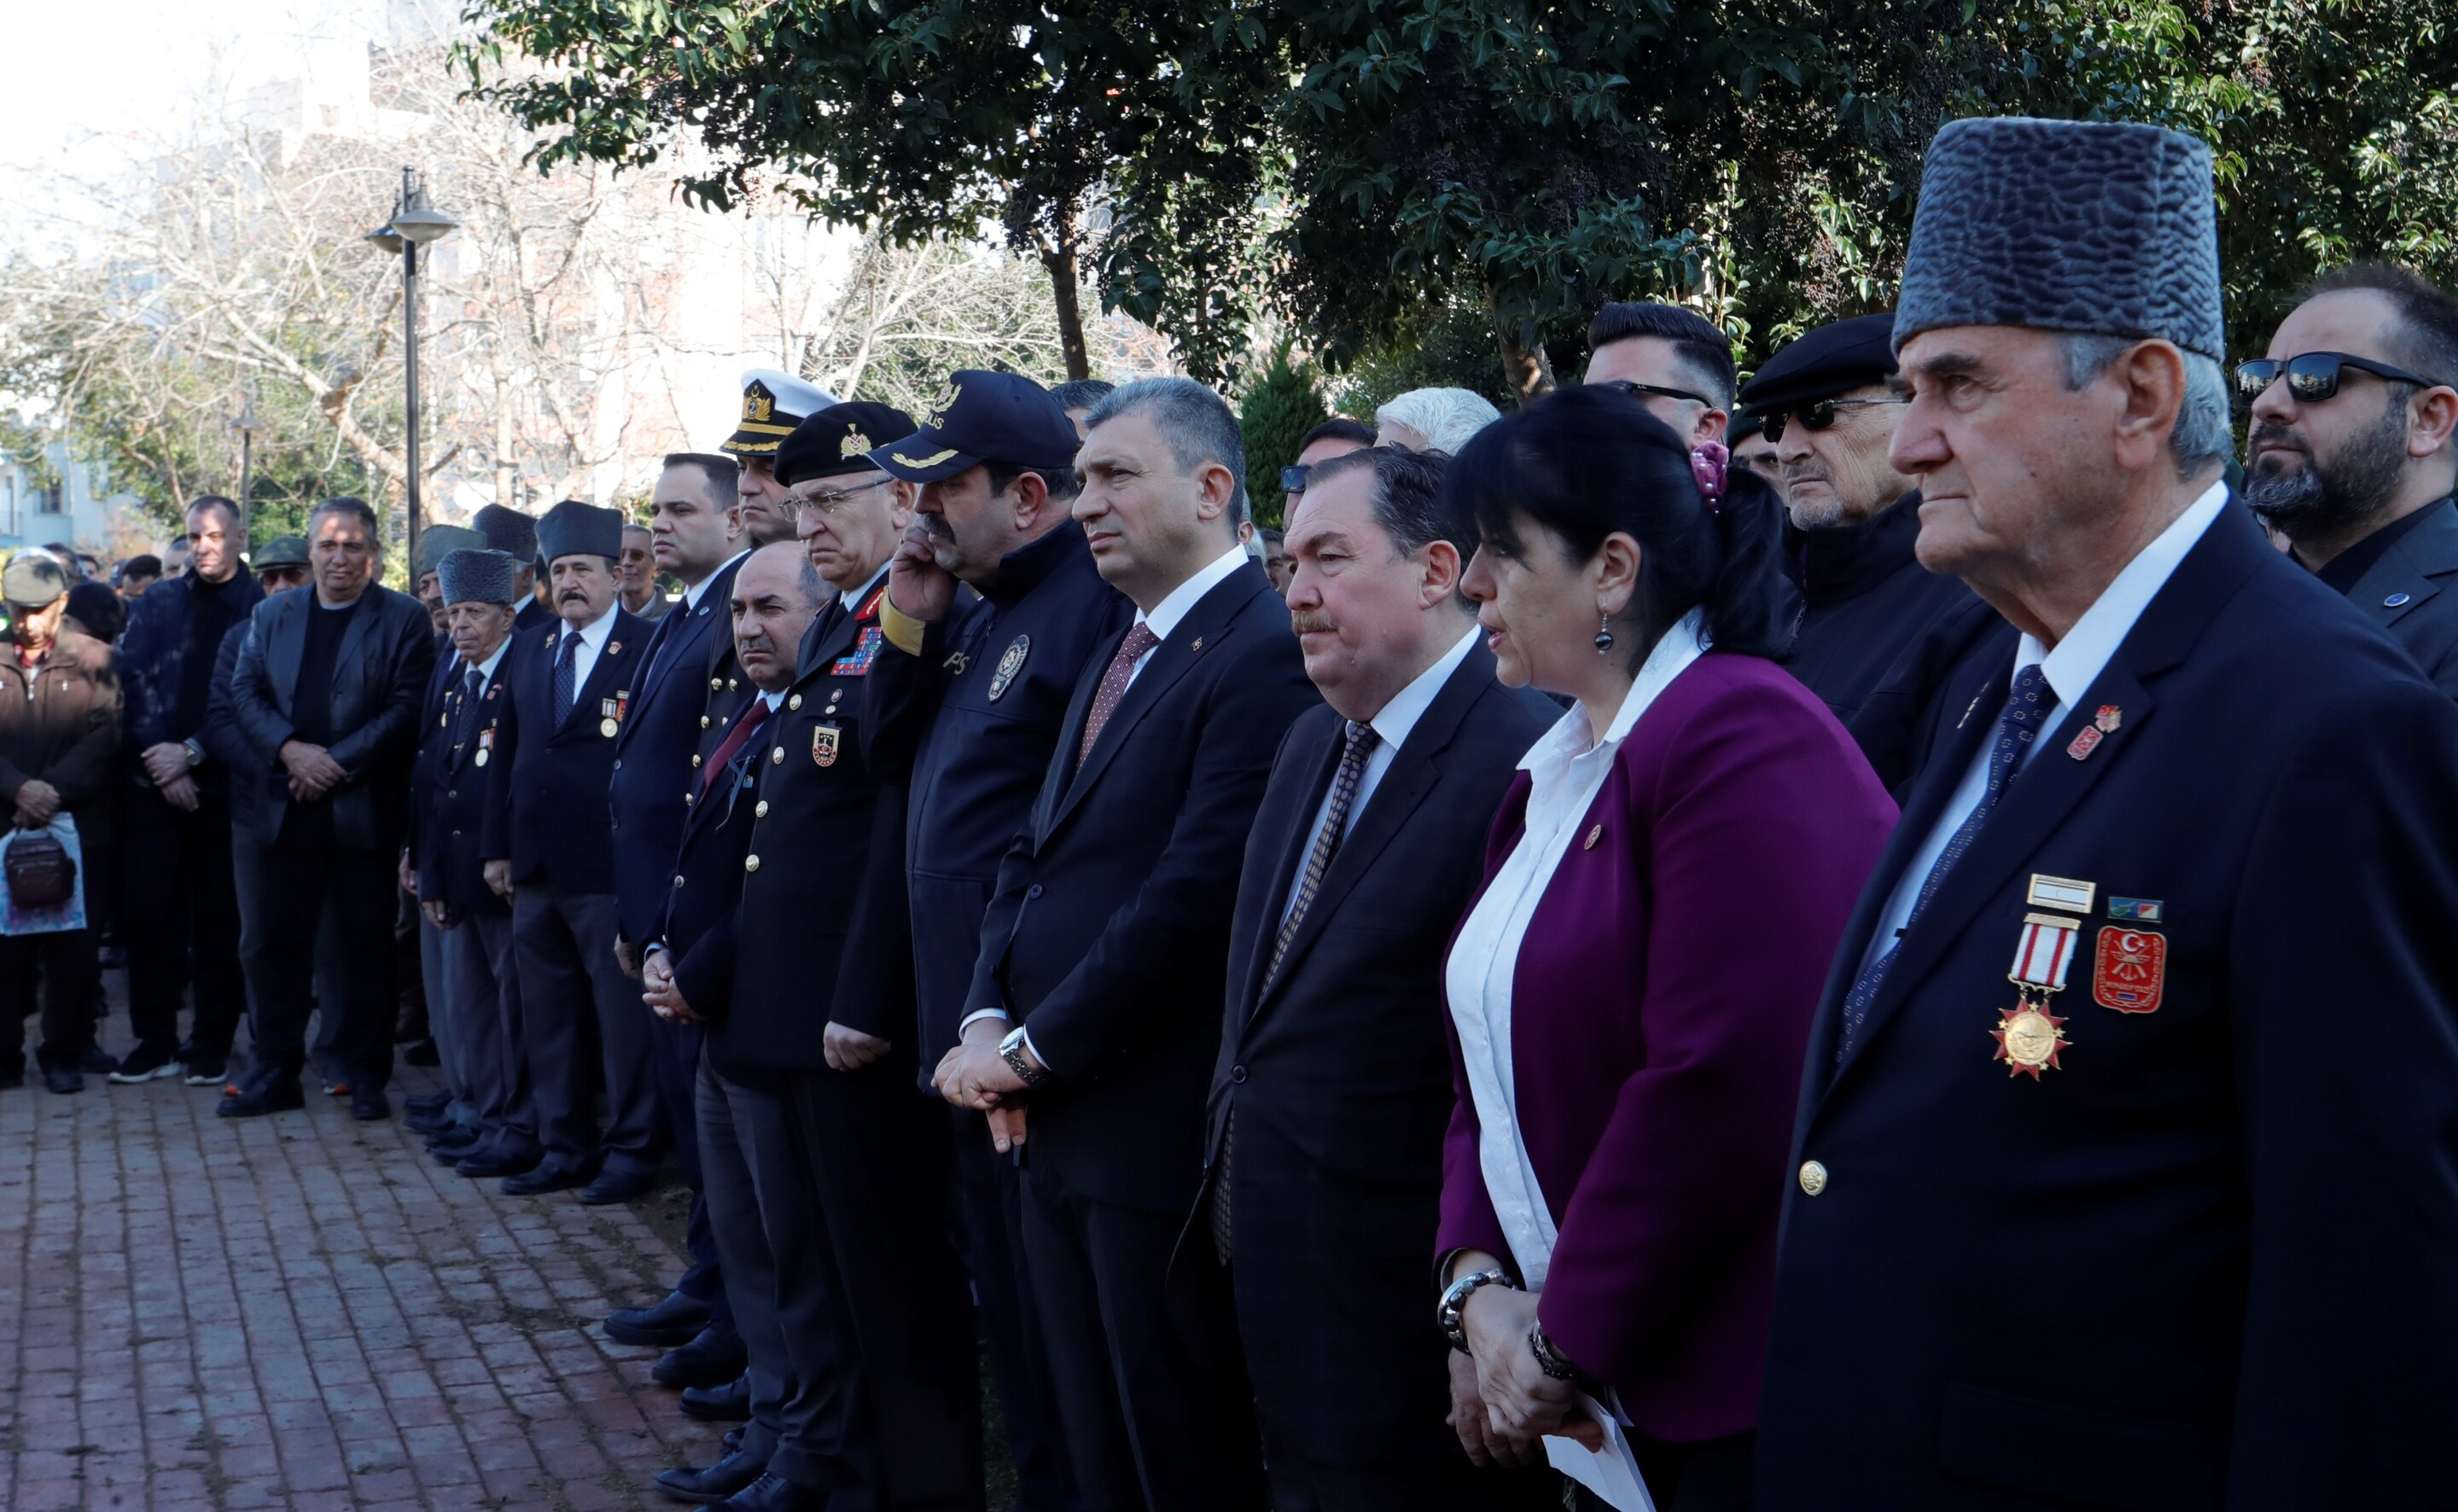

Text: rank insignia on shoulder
xmin=2093 ymin=926 xmax=2166 ymax=1013
xmin=988 ymin=635 xmax=1030 ymax=701
xmin=813 ymin=724 xmax=841 ymax=767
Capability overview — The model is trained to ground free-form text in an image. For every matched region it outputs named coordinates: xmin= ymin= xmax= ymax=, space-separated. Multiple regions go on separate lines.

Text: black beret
xmin=1739 ymin=312 xmax=1899 ymax=415
xmin=777 ymin=402 xmax=918 ymax=487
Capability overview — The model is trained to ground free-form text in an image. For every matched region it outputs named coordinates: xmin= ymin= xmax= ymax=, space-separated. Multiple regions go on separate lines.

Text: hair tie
xmin=1690 ymin=441 xmax=1731 ymax=512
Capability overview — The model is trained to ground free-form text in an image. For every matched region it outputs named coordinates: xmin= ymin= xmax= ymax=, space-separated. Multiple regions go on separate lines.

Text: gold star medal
xmin=1995 ymin=902 xmax=2085 ymax=1079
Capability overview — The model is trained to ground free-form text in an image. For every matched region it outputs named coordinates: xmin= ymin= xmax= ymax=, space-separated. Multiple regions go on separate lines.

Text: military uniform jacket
xmin=609 ymin=551 xmax=747 ymax=948
xmin=705 ymin=581 xmax=913 ymax=1082
xmin=481 ymin=607 xmax=648 ymax=888
xmin=863 ymin=519 xmax=1133 ymax=1066
xmin=1757 ymin=502 xmax=2458 ymax=1509
xmin=412 ymin=652 xmax=513 ymax=918
xmin=656 ymin=689 xmax=770 ymax=1033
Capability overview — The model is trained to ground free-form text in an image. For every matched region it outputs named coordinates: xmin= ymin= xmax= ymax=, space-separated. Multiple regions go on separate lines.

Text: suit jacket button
xmin=755 ymin=800 xmax=769 ymax=817
xmin=447 ymin=789 xmax=457 ymax=800
xmin=673 ymin=875 xmax=685 ymax=888
xmin=1028 ymin=884 xmax=1043 ymax=899
xmin=711 ymin=677 xmax=724 ymax=689
xmin=691 ymin=754 xmax=702 ymax=768
xmin=1798 ymin=1160 xmax=1828 ymax=1197
xmin=1229 ymin=1064 xmax=1247 ymax=1084
xmin=700 ymin=715 xmax=711 ymax=728
xmin=744 ymin=855 xmax=760 ymax=873
xmin=613 ymin=759 xmax=622 ymax=771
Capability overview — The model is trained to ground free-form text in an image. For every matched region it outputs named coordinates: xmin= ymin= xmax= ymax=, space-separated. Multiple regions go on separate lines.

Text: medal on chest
xmin=599 ymin=695 xmax=620 ymax=738
xmin=475 ymin=727 xmax=494 ymax=766
xmin=1995 ymin=874 xmax=2097 ymax=1079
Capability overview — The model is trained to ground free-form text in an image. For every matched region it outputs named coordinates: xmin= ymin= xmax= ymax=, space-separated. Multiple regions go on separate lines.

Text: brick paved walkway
xmin=0 ymin=1029 xmax=727 ymax=1511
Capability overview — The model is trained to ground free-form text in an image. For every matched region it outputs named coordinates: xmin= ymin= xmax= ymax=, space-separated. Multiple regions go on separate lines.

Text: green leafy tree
xmin=1238 ymin=345 xmax=1329 ymax=528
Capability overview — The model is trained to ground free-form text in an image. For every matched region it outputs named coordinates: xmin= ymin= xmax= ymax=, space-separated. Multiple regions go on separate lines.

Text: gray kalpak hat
xmin=472 ymin=503 xmax=539 ymax=561
xmin=438 ymin=548 xmax=520 ymax=607
xmin=1895 ymin=117 xmax=2225 ymax=362
xmin=414 ymin=524 xmax=485 ymax=580
xmin=537 ymin=499 xmax=625 ymax=563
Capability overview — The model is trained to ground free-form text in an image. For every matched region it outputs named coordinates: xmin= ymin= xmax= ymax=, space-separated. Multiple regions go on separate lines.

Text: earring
xmin=1594 ymin=611 xmax=1615 ymax=654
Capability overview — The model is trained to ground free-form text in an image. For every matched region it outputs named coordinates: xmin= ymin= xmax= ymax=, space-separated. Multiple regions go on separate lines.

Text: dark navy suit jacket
xmin=482 ymin=607 xmax=648 ymax=890
xmin=412 ymin=652 xmax=513 ymax=917
xmin=654 ymin=683 xmax=769 ymax=1031
xmin=610 ymin=554 xmax=747 ymax=947
xmin=1758 ymin=501 xmax=2458 ymax=1509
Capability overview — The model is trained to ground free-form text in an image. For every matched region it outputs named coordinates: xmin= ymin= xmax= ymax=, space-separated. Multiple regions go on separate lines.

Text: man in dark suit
xmin=865 ymin=369 xmax=1127 ymax=1512
xmin=1759 ymin=118 xmax=2458 ymax=1509
xmin=638 ymin=541 xmax=815 ymax=1507
xmin=935 ymin=378 xmax=1319 ymax=1512
xmin=602 ymin=451 xmax=754 ymax=1387
xmin=221 ymin=497 xmax=435 ymax=1119
xmin=1199 ymin=448 xmax=1555 ymax=1510
xmin=474 ymin=504 xmax=553 ymax=634
xmin=2245 ymin=262 xmax=2458 ymax=697
xmin=482 ymin=500 xmax=653 ymax=1198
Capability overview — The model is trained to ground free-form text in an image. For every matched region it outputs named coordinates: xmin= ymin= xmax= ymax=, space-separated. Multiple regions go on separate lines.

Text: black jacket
xmin=2333 ymin=495 xmax=2458 ymax=699
xmin=411 ymin=649 xmax=514 ymax=917
xmin=609 ymin=552 xmax=747 ymax=947
xmin=119 ymin=568 xmax=264 ymax=791
xmin=483 ymin=608 xmax=649 ymax=889
xmin=968 ymin=559 xmax=1319 ymax=1212
xmin=225 ymin=584 xmax=434 ymax=852
xmin=1760 ymin=500 xmax=2458 ymax=1509
xmin=864 ymin=519 xmax=1133 ymax=1068
xmin=1205 ymin=639 xmax=1552 ymax=1468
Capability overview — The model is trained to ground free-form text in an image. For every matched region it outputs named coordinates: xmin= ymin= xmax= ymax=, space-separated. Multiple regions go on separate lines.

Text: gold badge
xmin=1997 ymin=909 xmax=2083 ymax=1078
xmin=813 ymin=724 xmax=841 ymax=767
xmin=987 ymin=635 xmax=1029 ymax=701
xmin=742 ymin=383 xmax=774 ymax=423
xmin=1992 ymin=1005 xmax=2070 ymax=1079
xmin=840 ymin=426 xmax=872 ymax=458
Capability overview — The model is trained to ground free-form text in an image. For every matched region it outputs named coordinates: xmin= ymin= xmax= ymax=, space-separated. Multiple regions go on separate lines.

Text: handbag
xmin=5 ymin=828 xmax=76 ymax=910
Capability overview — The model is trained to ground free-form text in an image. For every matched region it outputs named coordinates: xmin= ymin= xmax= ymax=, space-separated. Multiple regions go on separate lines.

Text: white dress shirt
xmin=553 ymin=603 xmax=620 ymax=695
xmin=1127 ymin=544 xmax=1250 ymax=685
xmin=466 ymin=637 xmax=510 ymax=694
xmin=689 ymin=550 xmax=751 ymax=614
xmin=1856 ymin=479 xmax=2230 ymax=977
xmin=1443 ymin=610 xmax=1707 ymax=1289
xmin=1280 ymin=625 xmax=1479 ymax=927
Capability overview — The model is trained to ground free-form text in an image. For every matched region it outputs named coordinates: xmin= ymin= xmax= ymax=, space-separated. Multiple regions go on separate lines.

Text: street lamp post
xmin=367 ymin=166 xmax=457 ymax=571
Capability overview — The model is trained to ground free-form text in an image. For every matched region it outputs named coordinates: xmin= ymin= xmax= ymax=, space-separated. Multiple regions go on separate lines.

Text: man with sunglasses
xmin=1278 ymin=416 xmax=1377 ymax=527
xmin=1583 ymin=299 xmax=1736 ymax=447
xmin=1739 ymin=310 xmax=1980 ymax=786
xmin=2245 ymin=264 xmax=2458 ymax=697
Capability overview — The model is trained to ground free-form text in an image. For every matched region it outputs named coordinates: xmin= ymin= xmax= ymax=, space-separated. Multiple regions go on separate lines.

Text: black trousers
xmin=120 ymin=786 xmax=246 ymax=1059
xmin=951 ymin=1110 xmax=1080 ymax=1511
xmin=236 ymin=823 xmax=397 ymax=1089
xmin=1020 ymin=1157 xmax=1265 ymax=1512
xmin=793 ymin=1061 xmax=982 ymax=1511
xmin=649 ymin=1012 xmax=732 ymax=1329
xmin=0 ymin=928 xmax=99 ymax=1069
xmin=1263 ymin=1447 xmax=1558 ymax=1512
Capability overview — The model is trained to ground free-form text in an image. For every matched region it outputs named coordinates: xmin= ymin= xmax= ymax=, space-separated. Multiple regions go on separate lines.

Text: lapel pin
xmin=1582 ymin=824 xmax=1603 ymax=850
xmin=1190 ymin=636 xmax=1205 ymax=653
xmin=2387 ymin=592 xmax=2413 ymax=608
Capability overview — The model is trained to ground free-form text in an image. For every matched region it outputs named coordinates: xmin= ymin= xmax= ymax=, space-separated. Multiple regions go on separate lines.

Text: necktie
xmin=636 ymin=603 xmax=681 ymax=698
xmin=700 ymin=700 xmax=772 ymax=798
xmin=1214 ymin=718 xmax=1383 ymax=1261
xmin=454 ymin=666 xmax=484 ymax=746
xmin=553 ymin=631 xmax=580 ymax=723
xmin=1074 ymin=622 xmax=1161 ymax=773
xmin=1835 ymin=663 xmax=2053 ymax=1061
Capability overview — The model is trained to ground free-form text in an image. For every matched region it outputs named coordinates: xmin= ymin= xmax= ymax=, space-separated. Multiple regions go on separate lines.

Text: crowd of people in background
xmin=4 ymin=112 xmax=2457 ymax=1512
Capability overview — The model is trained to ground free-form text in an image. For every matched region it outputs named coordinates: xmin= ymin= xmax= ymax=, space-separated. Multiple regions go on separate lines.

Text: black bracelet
xmin=1529 ymin=1323 xmax=1581 ymax=1381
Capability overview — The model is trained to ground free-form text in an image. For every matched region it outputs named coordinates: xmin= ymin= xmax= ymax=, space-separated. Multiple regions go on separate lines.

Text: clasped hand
xmin=1454 ymin=1275 xmax=1605 ymax=1459
xmin=278 ymin=739 xmax=346 ymax=802
xmin=640 ymin=951 xmax=697 ymax=1024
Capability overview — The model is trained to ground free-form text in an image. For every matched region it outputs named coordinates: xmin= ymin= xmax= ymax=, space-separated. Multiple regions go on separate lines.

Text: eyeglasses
xmin=1280 ymin=465 xmax=1311 ymax=496
xmin=779 ymin=475 xmax=892 ymax=521
xmin=1592 ymin=378 xmax=1715 ymax=409
xmin=2234 ymin=352 xmax=2443 ymax=404
xmin=1759 ymin=397 xmax=1908 ymax=443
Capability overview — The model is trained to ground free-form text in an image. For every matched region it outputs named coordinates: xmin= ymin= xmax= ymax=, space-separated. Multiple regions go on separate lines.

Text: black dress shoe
xmin=603 ymin=1290 xmax=712 ymax=1348
xmin=402 ymin=1038 xmax=440 ymax=1067
xmin=42 ymin=1064 xmax=84 ymax=1095
xmin=218 ymin=1075 xmax=305 ymax=1118
xmin=579 ymin=1166 xmax=655 ymax=1206
xmin=405 ymin=1091 xmax=451 ymax=1115
xmin=428 ymin=1127 xmax=486 ymax=1158
xmin=454 ymin=1147 xmax=539 ymax=1178
xmin=714 ymin=1472 xmax=828 ymax=1510
xmin=502 ymin=1164 xmax=588 ymax=1196
xmin=349 ymin=1087 xmax=390 ymax=1121
xmin=651 ymin=1324 xmax=748 ymax=1388
xmin=405 ymin=1107 xmax=456 ymax=1136
xmin=679 ymin=1374 xmax=752 ymax=1422
xmin=78 ymin=1043 xmax=118 ymax=1076
xmin=655 ymin=1441 xmax=768 ymax=1505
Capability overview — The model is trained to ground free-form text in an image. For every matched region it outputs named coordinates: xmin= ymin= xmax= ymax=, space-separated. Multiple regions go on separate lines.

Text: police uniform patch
xmin=987 ymin=635 xmax=1030 ymax=701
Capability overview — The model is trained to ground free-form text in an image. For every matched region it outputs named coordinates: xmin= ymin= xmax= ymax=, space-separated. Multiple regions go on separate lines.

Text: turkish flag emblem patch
xmin=2093 ymin=926 xmax=2166 ymax=1013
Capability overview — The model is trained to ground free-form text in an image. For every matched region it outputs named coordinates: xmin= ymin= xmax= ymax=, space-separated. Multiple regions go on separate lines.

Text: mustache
xmin=1290 ymin=613 xmax=1337 ymax=637
xmin=917 ymin=513 xmax=957 ymax=544
xmin=736 ymin=634 xmax=772 ymax=660
xmin=2249 ymin=420 xmax=2311 ymax=460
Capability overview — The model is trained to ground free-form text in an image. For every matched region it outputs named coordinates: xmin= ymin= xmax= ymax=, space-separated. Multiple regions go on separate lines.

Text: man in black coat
xmin=482 ymin=499 xmax=653 ymax=1198
xmin=220 ymin=497 xmax=434 ymax=1119
xmin=114 ymin=496 xmax=263 ymax=1086
xmin=935 ymin=379 xmax=1319 ymax=1512
xmin=1739 ymin=311 xmax=1978 ymax=788
xmin=601 ymin=451 xmax=753 ymax=1387
xmin=2245 ymin=262 xmax=2458 ymax=697
xmin=1760 ymin=117 xmax=2458 ymax=1509
xmin=1199 ymin=449 xmax=1556 ymax=1510
xmin=864 ymin=369 xmax=1127 ymax=1512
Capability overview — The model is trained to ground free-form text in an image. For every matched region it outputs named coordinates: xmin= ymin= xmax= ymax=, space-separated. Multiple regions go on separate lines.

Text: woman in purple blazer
xmin=1435 ymin=387 xmax=1896 ymax=1509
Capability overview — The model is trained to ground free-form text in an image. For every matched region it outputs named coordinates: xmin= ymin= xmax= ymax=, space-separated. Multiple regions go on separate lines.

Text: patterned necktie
xmin=454 ymin=666 xmax=484 ymax=745
xmin=1074 ymin=622 xmax=1161 ymax=773
xmin=1214 ymin=718 xmax=1383 ymax=1262
xmin=1835 ymin=663 xmax=2052 ymax=1061
xmin=700 ymin=699 xmax=772 ymax=797
xmin=553 ymin=631 xmax=580 ymax=722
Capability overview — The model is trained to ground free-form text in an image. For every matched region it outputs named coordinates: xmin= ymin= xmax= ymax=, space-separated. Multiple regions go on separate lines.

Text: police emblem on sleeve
xmin=987 ymin=635 xmax=1030 ymax=701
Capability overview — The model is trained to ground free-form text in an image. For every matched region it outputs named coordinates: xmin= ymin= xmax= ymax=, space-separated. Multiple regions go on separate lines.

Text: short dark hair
xmin=662 ymin=451 xmax=742 ymax=510
xmin=118 ymin=555 xmax=162 ymax=580
xmin=1259 ymin=527 xmax=1284 ymax=548
xmin=308 ymin=496 xmax=380 ymax=543
xmin=1445 ymin=385 xmax=1791 ymax=658
xmin=185 ymin=495 xmax=242 ymax=530
xmin=987 ymin=460 xmax=1081 ymax=504
xmin=2305 ymin=263 xmax=2458 ymax=389
xmin=1586 ymin=301 xmax=1739 ymax=410
xmin=1084 ymin=378 xmax=1247 ymax=532
xmin=1050 ymin=379 xmax=1116 ymax=412
xmin=1299 ymin=417 xmax=1378 ymax=452
xmin=1300 ymin=445 xmax=1472 ymax=606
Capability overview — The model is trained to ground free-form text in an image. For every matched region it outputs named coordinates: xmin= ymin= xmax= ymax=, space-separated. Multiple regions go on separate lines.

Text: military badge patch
xmin=813 ymin=724 xmax=841 ymax=767
xmin=988 ymin=635 xmax=1030 ymax=701
xmin=830 ymin=626 xmax=885 ymax=677
xmin=2093 ymin=926 xmax=2166 ymax=1013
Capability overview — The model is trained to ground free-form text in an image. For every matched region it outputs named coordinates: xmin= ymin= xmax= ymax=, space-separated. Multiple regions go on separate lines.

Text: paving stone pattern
xmin=0 ymin=1046 xmax=726 ymax=1510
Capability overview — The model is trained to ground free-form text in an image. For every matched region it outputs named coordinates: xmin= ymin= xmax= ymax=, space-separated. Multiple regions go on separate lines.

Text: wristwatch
xmin=1436 ymin=1267 xmax=1517 ymax=1352
xmin=998 ymin=1026 xmax=1051 ymax=1090
xmin=182 ymin=738 xmax=205 ymax=770
xmin=1529 ymin=1322 xmax=1582 ymax=1381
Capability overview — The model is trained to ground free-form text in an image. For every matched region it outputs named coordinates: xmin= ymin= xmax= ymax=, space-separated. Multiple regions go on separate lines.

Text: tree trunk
xmin=1044 ymin=240 xmax=1092 ymax=382
xmin=1492 ymin=294 xmax=1557 ymax=406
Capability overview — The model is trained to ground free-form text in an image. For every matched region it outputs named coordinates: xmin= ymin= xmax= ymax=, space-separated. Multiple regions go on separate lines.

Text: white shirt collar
xmin=1368 ymin=625 xmax=1479 ymax=752
xmin=472 ymin=638 xmax=511 ymax=683
xmin=1520 ymin=609 xmax=1710 ymax=775
xmin=686 ymin=550 xmax=751 ymax=612
xmin=560 ymin=603 xmax=619 ymax=650
xmin=1139 ymin=544 xmax=1250 ymax=643
xmin=759 ymin=688 xmax=786 ymax=712
xmin=2018 ymin=479 xmax=2230 ymax=707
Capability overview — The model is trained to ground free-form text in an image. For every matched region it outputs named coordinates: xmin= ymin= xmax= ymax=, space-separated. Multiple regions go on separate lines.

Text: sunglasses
xmin=1592 ymin=378 xmax=1714 ymax=409
xmin=2233 ymin=352 xmax=2443 ymax=404
xmin=779 ymin=475 xmax=892 ymax=521
xmin=1280 ymin=465 xmax=1311 ymax=496
xmin=1759 ymin=397 xmax=1907 ymax=443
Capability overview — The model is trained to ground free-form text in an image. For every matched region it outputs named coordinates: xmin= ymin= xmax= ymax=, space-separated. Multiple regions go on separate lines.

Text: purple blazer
xmin=1438 ymin=652 xmax=1895 ymax=1441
